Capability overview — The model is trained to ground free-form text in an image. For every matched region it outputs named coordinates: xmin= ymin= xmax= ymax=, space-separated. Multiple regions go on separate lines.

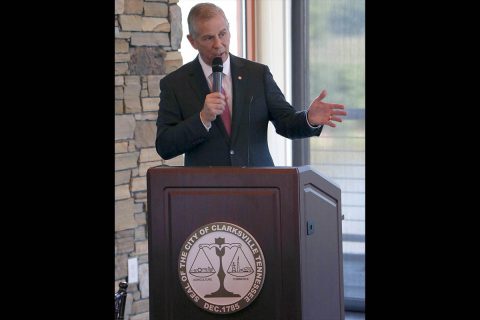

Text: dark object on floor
xmin=114 ymin=281 xmax=128 ymax=320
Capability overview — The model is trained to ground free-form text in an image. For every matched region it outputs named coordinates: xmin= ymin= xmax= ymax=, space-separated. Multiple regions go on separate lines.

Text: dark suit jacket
xmin=156 ymin=54 xmax=322 ymax=166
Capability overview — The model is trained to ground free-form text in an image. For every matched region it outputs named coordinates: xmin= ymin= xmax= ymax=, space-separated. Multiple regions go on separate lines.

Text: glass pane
xmin=308 ymin=0 xmax=365 ymax=310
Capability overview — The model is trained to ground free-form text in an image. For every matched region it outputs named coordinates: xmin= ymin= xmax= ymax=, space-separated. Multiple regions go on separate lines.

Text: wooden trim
xmin=245 ymin=0 xmax=256 ymax=61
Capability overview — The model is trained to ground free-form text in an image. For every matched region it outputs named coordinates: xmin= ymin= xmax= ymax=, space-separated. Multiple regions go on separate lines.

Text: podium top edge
xmin=146 ymin=165 xmax=300 ymax=173
xmin=145 ymin=165 xmax=335 ymax=181
xmin=146 ymin=165 xmax=318 ymax=172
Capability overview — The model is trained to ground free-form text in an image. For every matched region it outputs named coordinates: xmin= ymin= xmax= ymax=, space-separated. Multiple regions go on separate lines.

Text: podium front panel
xmin=147 ymin=167 xmax=302 ymax=320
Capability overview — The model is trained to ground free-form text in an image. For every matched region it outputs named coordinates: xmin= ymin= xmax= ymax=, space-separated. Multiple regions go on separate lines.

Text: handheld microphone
xmin=212 ymin=57 xmax=223 ymax=93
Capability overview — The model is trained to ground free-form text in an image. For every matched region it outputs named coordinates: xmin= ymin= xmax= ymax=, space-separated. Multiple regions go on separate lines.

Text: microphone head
xmin=212 ymin=57 xmax=223 ymax=73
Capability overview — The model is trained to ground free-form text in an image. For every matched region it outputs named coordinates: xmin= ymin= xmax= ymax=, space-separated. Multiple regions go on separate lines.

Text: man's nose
xmin=213 ymin=36 xmax=222 ymax=47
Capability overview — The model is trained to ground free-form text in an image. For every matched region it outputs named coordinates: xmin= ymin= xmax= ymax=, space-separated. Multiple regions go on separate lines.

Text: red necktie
xmin=220 ymin=87 xmax=231 ymax=136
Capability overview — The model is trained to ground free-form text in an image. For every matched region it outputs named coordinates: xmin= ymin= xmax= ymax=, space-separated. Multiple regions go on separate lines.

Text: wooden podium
xmin=147 ymin=166 xmax=344 ymax=320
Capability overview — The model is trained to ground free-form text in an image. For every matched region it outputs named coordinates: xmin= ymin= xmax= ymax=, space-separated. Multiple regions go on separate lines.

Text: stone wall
xmin=115 ymin=0 xmax=184 ymax=319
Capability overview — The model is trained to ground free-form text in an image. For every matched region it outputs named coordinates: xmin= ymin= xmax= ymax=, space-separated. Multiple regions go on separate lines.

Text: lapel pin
xmin=238 ymin=76 xmax=242 ymax=80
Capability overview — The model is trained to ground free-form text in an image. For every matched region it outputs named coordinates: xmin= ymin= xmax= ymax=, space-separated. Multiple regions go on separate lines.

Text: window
xmin=294 ymin=0 xmax=365 ymax=311
xmin=309 ymin=0 xmax=365 ymax=310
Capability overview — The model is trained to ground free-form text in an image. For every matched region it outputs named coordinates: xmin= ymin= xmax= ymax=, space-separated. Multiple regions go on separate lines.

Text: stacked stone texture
xmin=115 ymin=0 xmax=183 ymax=318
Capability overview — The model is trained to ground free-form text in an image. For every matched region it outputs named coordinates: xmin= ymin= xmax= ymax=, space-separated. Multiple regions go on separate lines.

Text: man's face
xmin=187 ymin=14 xmax=230 ymax=66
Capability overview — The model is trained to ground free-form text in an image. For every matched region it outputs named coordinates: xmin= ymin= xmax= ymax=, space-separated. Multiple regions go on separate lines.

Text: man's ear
xmin=187 ymin=34 xmax=197 ymax=49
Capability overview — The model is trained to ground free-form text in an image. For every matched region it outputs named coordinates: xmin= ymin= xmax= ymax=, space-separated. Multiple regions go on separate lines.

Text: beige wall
xmin=256 ymin=0 xmax=292 ymax=166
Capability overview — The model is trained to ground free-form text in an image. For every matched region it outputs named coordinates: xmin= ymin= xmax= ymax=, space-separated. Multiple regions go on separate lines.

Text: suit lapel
xmin=230 ymin=55 xmax=247 ymax=144
xmin=187 ymin=57 xmax=210 ymax=105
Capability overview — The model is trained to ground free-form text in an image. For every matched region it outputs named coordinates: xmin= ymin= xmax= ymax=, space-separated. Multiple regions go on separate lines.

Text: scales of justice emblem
xmin=178 ymin=222 xmax=266 ymax=314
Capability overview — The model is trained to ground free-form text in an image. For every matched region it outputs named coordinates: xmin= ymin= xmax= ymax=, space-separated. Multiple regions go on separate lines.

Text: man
xmin=156 ymin=3 xmax=346 ymax=166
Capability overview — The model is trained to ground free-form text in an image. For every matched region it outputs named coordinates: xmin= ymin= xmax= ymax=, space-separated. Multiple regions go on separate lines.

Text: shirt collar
xmin=198 ymin=54 xmax=231 ymax=79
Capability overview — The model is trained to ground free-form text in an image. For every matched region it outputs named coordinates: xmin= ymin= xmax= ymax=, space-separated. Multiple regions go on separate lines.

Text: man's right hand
xmin=200 ymin=92 xmax=227 ymax=124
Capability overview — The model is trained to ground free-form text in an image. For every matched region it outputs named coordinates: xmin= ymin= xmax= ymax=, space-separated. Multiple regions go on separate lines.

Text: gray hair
xmin=187 ymin=2 xmax=229 ymax=38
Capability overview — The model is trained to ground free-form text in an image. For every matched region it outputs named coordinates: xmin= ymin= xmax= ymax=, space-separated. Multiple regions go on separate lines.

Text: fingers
xmin=327 ymin=109 xmax=347 ymax=125
xmin=326 ymin=116 xmax=343 ymax=127
xmin=202 ymin=92 xmax=227 ymax=121
xmin=325 ymin=107 xmax=347 ymax=127
xmin=331 ymin=109 xmax=348 ymax=117
xmin=205 ymin=92 xmax=226 ymax=108
xmin=311 ymin=93 xmax=345 ymax=111
xmin=329 ymin=103 xmax=347 ymax=118
xmin=207 ymin=91 xmax=226 ymax=103
xmin=331 ymin=103 xmax=345 ymax=110
xmin=329 ymin=115 xmax=343 ymax=123
xmin=309 ymin=91 xmax=348 ymax=127
xmin=314 ymin=89 xmax=327 ymax=103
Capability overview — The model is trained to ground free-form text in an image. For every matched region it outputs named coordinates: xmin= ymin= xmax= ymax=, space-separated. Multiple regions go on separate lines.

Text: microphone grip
xmin=212 ymin=71 xmax=223 ymax=93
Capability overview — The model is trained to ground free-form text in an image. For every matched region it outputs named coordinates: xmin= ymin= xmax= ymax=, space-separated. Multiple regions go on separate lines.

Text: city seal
xmin=178 ymin=222 xmax=266 ymax=314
